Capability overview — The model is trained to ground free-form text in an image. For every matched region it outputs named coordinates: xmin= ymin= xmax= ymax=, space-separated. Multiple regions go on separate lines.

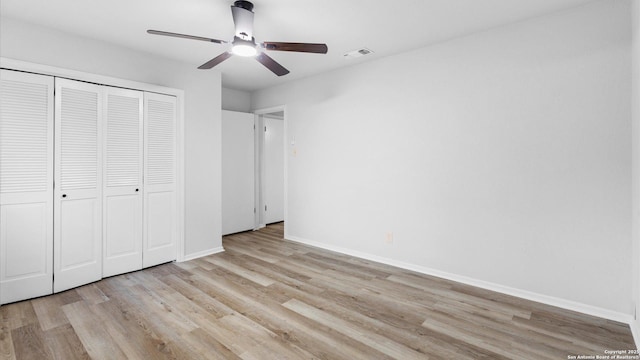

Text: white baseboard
xmin=285 ymin=235 xmax=634 ymax=325
xmin=181 ymin=246 xmax=225 ymax=262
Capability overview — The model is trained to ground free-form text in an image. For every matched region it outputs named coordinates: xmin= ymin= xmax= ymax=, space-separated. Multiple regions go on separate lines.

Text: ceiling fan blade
xmin=198 ymin=52 xmax=233 ymax=69
xmin=262 ymin=42 xmax=328 ymax=54
xmin=147 ymin=30 xmax=226 ymax=44
xmin=256 ymin=53 xmax=290 ymax=76
xmin=231 ymin=1 xmax=254 ymax=39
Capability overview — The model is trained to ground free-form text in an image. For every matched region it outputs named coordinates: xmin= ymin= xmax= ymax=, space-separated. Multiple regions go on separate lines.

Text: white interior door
xmin=222 ymin=110 xmax=255 ymax=235
xmin=263 ymin=116 xmax=284 ymax=224
xmin=0 ymin=70 xmax=54 ymax=304
xmin=143 ymin=92 xmax=177 ymax=267
xmin=102 ymin=88 xmax=143 ymax=277
xmin=54 ymin=78 xmax=103 ymax=293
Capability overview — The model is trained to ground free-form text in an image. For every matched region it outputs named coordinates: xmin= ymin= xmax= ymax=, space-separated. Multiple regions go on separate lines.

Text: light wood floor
xmin=1 ymin=223 xmax=635 ymax=359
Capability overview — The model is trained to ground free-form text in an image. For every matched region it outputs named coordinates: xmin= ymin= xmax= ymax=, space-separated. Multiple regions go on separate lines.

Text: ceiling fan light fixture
xmin=232 ymin=44 xmax=257 ymax=57
xmin=232 ymin=36 xmax=257 ymax=57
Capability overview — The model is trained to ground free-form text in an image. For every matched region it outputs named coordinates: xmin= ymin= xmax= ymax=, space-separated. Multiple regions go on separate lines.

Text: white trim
xmin=1 ymin=58 xmax=180 ymax=96
xmin=253 ymin=105 xmax=287 ymax=115
xmin=286 ymin=234 xmax=634 ymax=324
xmin=1 ymin=57 xmax=186 ymax=263
xmin=252 ymin=113 xmax=263 ymax=230
xmin=175 ymin=92 xmax=186 ymax=261
xmin=181 ymin=246 xmax=225 ymax=262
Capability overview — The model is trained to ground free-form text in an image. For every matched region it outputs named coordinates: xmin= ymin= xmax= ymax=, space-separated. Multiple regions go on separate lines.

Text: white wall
xmin=252 ymin=0 xmax=632 ymax=316
xmin=222 ymin=87 xmax=252 ymax=112
xmin=0 ymin=17 xmax=223 ymax=258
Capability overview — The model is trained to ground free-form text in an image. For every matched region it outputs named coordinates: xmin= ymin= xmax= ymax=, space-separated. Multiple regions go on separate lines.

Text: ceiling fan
xmin=147 ymin=0 xmax=328 ymax=76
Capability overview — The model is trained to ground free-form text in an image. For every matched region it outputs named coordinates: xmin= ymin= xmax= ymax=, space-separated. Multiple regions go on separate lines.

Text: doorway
xmin=254 ymin=106 xmax=286 ymax=233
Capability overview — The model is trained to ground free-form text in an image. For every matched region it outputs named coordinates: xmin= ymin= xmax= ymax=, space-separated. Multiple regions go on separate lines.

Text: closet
xmin=0 ymin=69 xmax=178 ymax=304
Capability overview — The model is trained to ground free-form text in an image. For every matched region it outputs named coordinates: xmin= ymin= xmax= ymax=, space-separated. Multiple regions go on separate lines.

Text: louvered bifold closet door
xmin=143 ymin=92 xmax=177 ymax=267
xmin=102 ymin=88 xmax=143 ymax=277
xmin=0 ymin=70 xmax=54 ymax=304
xmin=54 ymin=78 xmax=103 ymax=293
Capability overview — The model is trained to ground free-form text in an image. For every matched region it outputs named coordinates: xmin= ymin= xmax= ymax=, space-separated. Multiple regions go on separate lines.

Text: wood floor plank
xmin=204 ymin=255 xmax=276 ymax=287
xmin=0 ymin=317 xmax=16 ymax=360
xmin=422 ymin=314 xmax=532 ymax=360
xmin=75 ymin=284 xmax=109 ymax=306
xmin=160 ymin=274 xmax=236 ymax=319
xmin=423 ymin=306 xmax=568 ymax=359
xmin=283 ymin=298 xmax=427 ymax=360
xmin=180 ymin=328 xmax=241 ymax=360
xmin=124 ymin=283 xmax=199 ymax=336
xmin=265 ymin=282 xmax=488 ymax=360
xmin=239 ymin=257 xmax=325 ymax=296
xmin=224 ymin=238 xmax=282 ymax=264
xmin=41 ymin=324 xmax=89 ymax=360
xmin=62 ymin=301 xmax=127 ymax=359
xmin=188 ymin=268 xmax=393 ymax=359
xmin=511 ymin=312 xmax=633 ymax=353
xmin=386 ymin=272 xmax=454 ymax=291
xmin=31 ymin=290 xmax=82 ymax=332
xmin=1 ymin=302 xmax=38 ymax=331
xmin=89 ymin=299 xmax=170 ymax=360
xmin=304 ymin=251 xmax=393 ymax=279
xmin=1 ymin=222 xmax=635 ymax=359
xmin=94 ymin=281 xmax=195 ymax=359
xmin=219 ymin=313 xmax=315 ymax=360
xmin=11 ymin=323 xmax=52 ymax=360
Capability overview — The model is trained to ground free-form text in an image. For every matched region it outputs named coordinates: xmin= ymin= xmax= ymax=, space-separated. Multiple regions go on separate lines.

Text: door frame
xmin=0 ymin=57 xmax=186 ymax=262
xmin=253 ymin=105 xmax=287 ymax=234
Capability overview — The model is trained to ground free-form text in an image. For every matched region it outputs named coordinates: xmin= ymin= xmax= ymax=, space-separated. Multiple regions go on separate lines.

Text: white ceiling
xmin=1 ymin=0 xmax=600 ymax=92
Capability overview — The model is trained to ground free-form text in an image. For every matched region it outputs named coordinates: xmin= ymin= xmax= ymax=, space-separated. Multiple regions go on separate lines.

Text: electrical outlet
xmin=385 ymin=232 xmax=393 ymax=244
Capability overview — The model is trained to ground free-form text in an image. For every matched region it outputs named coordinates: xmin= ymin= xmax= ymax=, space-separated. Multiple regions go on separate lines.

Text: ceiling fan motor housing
xmin=234 ymin=0 xmax=254 ymax=11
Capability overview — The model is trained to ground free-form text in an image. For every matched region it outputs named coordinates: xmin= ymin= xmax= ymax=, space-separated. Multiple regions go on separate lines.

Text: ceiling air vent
xmin=343 ymin=48 xmax=374 ymax=59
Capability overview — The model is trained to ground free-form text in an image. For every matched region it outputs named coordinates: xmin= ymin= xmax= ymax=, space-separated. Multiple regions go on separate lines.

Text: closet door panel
xmin=3 ymin=204 xmax=48 ymax=276
xmin=54 ymin=79 xmax=103 ymax=293
xmin=146 ymin=191 xmax=175 ymax=248
xmin=0 ymin=70 xmax=54 ymax=304
xmin=59 ymin=199 xmax=99 ymax=267
xmin=103 ymin=88 xmax=143 ymax=277
xmin=106 ymin=196 xmax=138 ymax=252
xmin=143 ymin=93 xmax=177 ymax=267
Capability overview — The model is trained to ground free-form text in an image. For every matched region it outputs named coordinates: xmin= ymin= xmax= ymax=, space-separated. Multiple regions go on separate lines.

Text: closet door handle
xmin=135 ymin=188 xmax=139 ymax=192
xmin=62 ymin=194 xmax=67 ymax=198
